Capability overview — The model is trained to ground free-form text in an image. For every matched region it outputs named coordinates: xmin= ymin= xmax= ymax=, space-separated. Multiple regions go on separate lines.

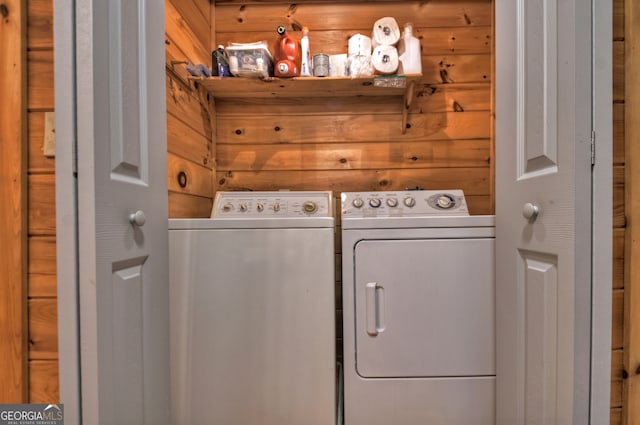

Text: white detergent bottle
xmin=398 ymin=23 xmax=422 ymax=75
xmin=300 ymin=27 xmax=312 ymax=77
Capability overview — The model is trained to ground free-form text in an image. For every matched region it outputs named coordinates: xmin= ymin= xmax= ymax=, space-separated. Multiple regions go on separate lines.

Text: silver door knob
xmin=129 ymin=210 xmax=146 ymax=226
xmin=522 ymin=203 xmax=540 ymax=220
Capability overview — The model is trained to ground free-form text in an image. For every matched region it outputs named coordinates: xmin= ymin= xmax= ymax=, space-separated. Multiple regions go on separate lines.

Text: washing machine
xmin=341 ymin=190 xmax=495 ymax=425
xmin=169 ymin=191 xmax=336 ymax=425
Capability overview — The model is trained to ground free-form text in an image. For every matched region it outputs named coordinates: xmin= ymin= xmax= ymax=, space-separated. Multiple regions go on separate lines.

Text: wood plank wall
xmin=613 ymin=0 xmax=625 ymax=423
xmin=166 ymin=0 xmax=215 ymax=218
xmin=0 ymin=0 xmax=28 ymax=403
xmin=26 ymin=0 xmax=58 ymax=403
xmin=624 ymin=0 xmax=640 ymax=423
xmin=212 ymin=1 xmax=493 ymax=216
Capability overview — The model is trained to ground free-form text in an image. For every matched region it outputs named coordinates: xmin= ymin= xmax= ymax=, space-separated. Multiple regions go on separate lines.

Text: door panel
xmin=496 ymin=0 xmax=592 ymax=423
xmin=354 ymin=238 xmax=495 ymax=378
xmin=75 ymin=0 xmax=170 ymax=423
xmin=109 ymin=0 xmax=145 ymax=181
xmin=520 ymin=252 xmax=558 ymax=424
xmin=520 ymin=0 xmax=558 ymax=176
xmin=111 ymin=261 xmax=145 ymax=424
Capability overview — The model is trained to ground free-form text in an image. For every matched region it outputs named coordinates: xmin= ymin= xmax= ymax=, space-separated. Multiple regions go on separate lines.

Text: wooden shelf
xmin=190 ymin=74 xmax=421 ymax=98
xmin=190 ymin=74 xmax=421 ymax=133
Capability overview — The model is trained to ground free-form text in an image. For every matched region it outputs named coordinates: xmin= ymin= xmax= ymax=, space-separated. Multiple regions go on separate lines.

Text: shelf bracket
xmin=401 ymin=80 xmax=416 ymax=134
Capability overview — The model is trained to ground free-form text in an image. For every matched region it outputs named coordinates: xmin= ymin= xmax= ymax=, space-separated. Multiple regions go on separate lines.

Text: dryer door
xmin=354 ymin=238 xmax=495 ymax=378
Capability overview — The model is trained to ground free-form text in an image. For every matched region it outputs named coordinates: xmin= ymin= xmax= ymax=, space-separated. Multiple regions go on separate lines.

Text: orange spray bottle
xmin=273 ymin=25 xmax=301 ymax=77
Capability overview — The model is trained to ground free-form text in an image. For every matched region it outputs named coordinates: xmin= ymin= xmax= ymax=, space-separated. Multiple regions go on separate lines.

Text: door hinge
xmin=590 ymin=130 xmax=596 ymax=166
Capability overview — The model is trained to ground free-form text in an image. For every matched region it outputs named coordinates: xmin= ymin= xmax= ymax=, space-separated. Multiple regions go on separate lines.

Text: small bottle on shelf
xmin=213 ymin=45 xmax=231 ymax=77
xmin=300 ymin=27 xmax=312 ymax=77
xmin=398 ymin=23 xmax=422 ymax=75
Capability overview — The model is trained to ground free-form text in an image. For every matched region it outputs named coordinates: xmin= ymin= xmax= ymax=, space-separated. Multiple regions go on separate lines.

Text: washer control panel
xmin=212 ymin=191 xmax=333 ymax=218
xmin=341 ymin=190 xmax=469 ymax=217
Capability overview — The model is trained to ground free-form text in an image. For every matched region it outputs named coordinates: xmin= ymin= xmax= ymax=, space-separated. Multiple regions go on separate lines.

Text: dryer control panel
xmin=212 ymin=191 xmax=334 ymax=218
xmin=341 ymin=190 xmax=469 ymax=217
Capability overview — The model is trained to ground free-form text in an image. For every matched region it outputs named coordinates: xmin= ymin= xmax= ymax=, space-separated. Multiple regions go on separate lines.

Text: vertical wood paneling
xmin=612 ymin=348 xmax=624 ymax=408
xmin=614 ymin=228 xmax=625 ymax=291
xmin=169 ymin=0 xmax=210 ymax=53
xmin=27 ymin=50 xmax=54 ymax=110
xmin=614 ymin=102 xmax=625 ymax=165
xmin=614 ymin=289 xmax=625 ymax=350
xmin=26 ymin=0 xmax=57 ymax=403
xmin=625 ymin=0 xmax=640 ymax=421
xmin=28 ymin=361 xmax=59 ymax=403
xmin=612 ymin=407 xmax=622 ymax=425
xmin=613 ymin=0 xmax=626 ymax=421
xmin=615 ymin=165 xmax=626 ymax=229
xmin=614 ymin=40 xmax=625 ymax=103
xmin=28 ymin=174 xmax=56 ymax=236
xmin=0 ymin=0 xmax=28 ymax=403
xmin=28 ymin=299 xmax=58 ymax=360
xmin=615 ymin=0 xmax=625 ymax=41
xmin=28 ymin=236 xmax=57 ymax=298
xmin=166 ymin=0 xmax=214 ymax=218
xmin=165 ymin=0 xmax=210 ymax=66
xmin=214 ymin=2 xmax=493 ymax=32
xmin=168 ymin=192 xmax=213 ymax=218
xmin=27 ymin=0 xmax=53 ymax=50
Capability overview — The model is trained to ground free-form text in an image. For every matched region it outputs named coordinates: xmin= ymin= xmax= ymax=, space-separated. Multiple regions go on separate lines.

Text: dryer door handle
xmin=365 ymin=282 xmax=385 ymax=336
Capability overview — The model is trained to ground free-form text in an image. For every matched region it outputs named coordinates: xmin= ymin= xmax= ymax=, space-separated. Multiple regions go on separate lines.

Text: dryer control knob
xmin=386 ymin=198 xmax=398 ymax=207
xmin=404 ymin=196 xmax=416 ymax=207
xmin=257 ymin=203 xmax=264 ymax=212
xmin=303 ymin=201 xmax=318 ymax=214
xmin=273 ymin=202 xmax=281 ymax=212
xmin=222 ymin=203 xmax=233 ymax=212
xmin=436 ymin=195 xmax=454 ymax=209
xmin=369 ymin=198 xmax=382 ymax=208
xmin=353 ymin=198 xmax=364 ymax=208
xmin=239 ymin=203 xmax=248 ymax=212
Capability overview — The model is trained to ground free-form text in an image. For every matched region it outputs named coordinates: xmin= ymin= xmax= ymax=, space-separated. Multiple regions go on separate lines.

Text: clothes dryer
xmin=341 ymin=190 xmax=495 ymax=425
xmin=169 ymin=191 xmax=336 ymax=425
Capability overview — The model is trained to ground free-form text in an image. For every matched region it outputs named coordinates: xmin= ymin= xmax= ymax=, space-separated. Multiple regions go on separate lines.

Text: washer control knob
xmin=386 ymin=198 xmax=398 ymax=207
xmin=273 ymin=202 xmax=281 ymax=212
xmin=369 ymin=198 xmax=382 ymax=208
xmin=239 ymin=203 xmax=248 ymax=212
xmin=436 ymin=195 xmax=454 ymax=209
xmin=303 ymin=201 xmax=318 ymax=214
xmin=256 ymin=203 xmax=264 ymax=212
xmin=222 ymin=203 xmax=233 ymax=212
xmin=403 ymin=196 xmax=416 ymax=208
xmin=353 ymin=198 xmax=364 ymax=208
